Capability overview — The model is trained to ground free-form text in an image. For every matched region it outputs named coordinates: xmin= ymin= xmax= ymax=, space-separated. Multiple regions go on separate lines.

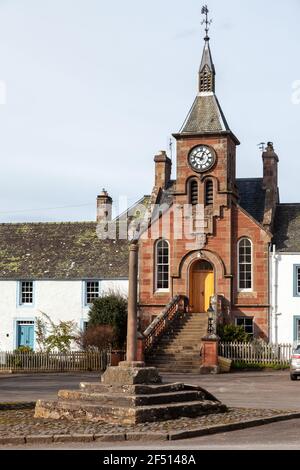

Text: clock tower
xmin=138 ymin=7 xmax=272 ymax=344
xmin=172 ymin=15 xmax=240 ymax=240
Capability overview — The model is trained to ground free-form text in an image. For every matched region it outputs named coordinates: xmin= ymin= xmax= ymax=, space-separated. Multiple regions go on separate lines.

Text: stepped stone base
xmin=101 ymin=362 xmax=162 ymax=385
xmin=34 ymin=365 xmax=226 ymax=425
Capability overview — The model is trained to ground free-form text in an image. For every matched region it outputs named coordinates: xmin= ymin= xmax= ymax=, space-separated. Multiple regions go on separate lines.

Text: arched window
xmin=205 ymin=179 xmax=214 ymax=206
xmin=189 ymin=179 xmax=198 ymax=206
xmin=155 ymin=239 xmax=169 ymax=290
xmin=238 ymin=238 xmax=253 ymax=291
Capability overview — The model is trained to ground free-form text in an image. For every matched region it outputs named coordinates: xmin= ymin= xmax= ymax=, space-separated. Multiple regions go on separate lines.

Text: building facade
xmin=270 ymin=206 xmax=300 ymax=345
xmin=137 ymin=33 xmax=279 ymax=340
xmin=0 ymin=199 xmax=129 ymax=351
xmin=1 ymin=24 xmax=299 ymax=352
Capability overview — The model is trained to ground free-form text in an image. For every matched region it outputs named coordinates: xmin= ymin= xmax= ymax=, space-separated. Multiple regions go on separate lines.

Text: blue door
xmin=17 ymin=323 xmax=34 ymax=349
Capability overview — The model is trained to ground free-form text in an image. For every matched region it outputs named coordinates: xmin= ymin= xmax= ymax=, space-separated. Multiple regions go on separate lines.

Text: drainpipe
xmin=271 ymin=244 xmax=279 ymax=344
xmin=269 ymin=244 xmax=272 ymax=342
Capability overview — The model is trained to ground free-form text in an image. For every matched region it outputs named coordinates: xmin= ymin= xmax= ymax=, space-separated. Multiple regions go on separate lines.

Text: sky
xmin=0 ymin=0 xmax=299 ymax=222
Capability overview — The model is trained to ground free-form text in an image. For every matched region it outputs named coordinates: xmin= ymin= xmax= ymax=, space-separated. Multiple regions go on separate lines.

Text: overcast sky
xmin=0 ymin=0 xmax=299 ymax=222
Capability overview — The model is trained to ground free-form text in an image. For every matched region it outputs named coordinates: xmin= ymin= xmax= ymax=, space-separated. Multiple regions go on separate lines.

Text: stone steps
xmin=150 ymin=350 xmax=200 ymax=356
xmin=145 ymin=311 xmax=207 ymax=372
xmin=35 ymin=398 xmax=224 ymax=424
xmin=79 ymin=381 xmax=187 ymax=394
xmin=146 ymin=360 xmax=202 ymax=368
xmin=149 ymin=358 xmax=200 ymax=364
xmin=161 ymin=332 xmax=205 ymax=337
xmin=58 ymin=389 xmax=208 ymax=406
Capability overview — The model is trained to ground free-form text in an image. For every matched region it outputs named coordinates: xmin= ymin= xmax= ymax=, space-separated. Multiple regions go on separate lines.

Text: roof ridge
xmin=0 ymin=221 xmax=97 ymax=226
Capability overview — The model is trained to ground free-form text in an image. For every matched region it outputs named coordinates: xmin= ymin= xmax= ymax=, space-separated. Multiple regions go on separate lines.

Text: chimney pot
xmin=97 ymin=190 xmax=112 ymax=223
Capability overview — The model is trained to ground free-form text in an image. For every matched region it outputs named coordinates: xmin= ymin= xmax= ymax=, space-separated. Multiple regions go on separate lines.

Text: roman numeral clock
xmin=188 ymin=145 xmax=216 ymax=173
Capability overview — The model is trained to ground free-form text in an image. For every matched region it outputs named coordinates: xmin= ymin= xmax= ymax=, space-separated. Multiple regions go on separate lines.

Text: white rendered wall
xmin=270 ymin=252 xmax=300 ymax=345
xmin=0 ymin=279 xmax=128 ymax=351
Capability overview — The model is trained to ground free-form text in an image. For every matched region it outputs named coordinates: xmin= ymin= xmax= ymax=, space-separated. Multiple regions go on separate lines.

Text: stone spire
xmin=175 ymin=6 xmax=239 ymax=143
xmin=199 ymin=4 xmax=215 ymax=93
xmin=199 ymin=37 xmax=215 ymax=93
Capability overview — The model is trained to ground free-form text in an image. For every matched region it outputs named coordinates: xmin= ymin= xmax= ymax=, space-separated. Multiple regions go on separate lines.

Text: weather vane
xmin=201 ymin=5 xmax=212 ymax=39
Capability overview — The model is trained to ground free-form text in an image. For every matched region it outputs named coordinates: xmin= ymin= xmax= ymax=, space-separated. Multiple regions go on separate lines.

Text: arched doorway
xmin=189 ymin=260 xmax=214 ymax=313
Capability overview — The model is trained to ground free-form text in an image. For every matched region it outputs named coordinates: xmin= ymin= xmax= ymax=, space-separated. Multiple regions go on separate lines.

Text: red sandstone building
xmin=137 ymin=28 xmax=279 ymax=342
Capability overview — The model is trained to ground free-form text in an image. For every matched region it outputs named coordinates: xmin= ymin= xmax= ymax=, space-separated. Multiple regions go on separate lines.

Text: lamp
xmin=207 ymin=303 xmax=215 ymax=335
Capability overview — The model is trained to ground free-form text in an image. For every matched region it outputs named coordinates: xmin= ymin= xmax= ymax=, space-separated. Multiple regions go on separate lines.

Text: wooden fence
xmin=219 ymin=342 xmax=293 ymax=365
xmin=0 ymin=350 xmax=111 ymax=373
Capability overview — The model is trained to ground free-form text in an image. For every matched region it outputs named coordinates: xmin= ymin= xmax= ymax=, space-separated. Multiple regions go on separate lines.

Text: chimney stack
xmin=154 ymin=151 xmax=172 ymax=190
xmin=97 ymin=189 xmax=112 ymax=224
xmin=262 ymin=142 xmax=279 ymax=229
xmin=262 ymin=142 xmax=279 ymax=191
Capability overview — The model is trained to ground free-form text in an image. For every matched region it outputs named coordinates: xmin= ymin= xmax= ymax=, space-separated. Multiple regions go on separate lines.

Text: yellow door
xmin=189 ymin=262 xmax=214 ymax=313
xmin=203 ymin=271 xmax=214 ymax=312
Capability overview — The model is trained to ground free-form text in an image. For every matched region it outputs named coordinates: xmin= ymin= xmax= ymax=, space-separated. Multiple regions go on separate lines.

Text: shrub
xmin=88 ymin=293 xmax=127 ymax=348
xmin=35 ymin=312 xmax=77 ymax=353
xmin=232 ymin=361 xmax=289 ymax=371
xmin=14 ymin=346 xmax=33 ymax=354
xmin=9 ymin=346 xmax=34 ymax=368
xmin=217 ymin=324 xmax=251 ymax=342
xmin=77 ymin=325 xmax=116 ymax=351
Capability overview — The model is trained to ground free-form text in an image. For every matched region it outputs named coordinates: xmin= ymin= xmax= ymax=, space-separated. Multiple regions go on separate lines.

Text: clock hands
xmin=188 ymin=145 xmax=215 ymax=172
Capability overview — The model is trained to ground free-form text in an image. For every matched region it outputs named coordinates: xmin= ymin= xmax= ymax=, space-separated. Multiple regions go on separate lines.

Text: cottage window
xmin=238 ymin=238 xmax=253 ymax=291
xmin=236 ymin=317 xmax=254 ymax=336
xmin=296 ymin=267 xmax=300 ymax=295
xmin=85 ymin=281 xmax=100 ymax=304
xmin=20 ymin=281 xmax=34 ymax=305
xmin=155 ymin=239 xmax=169 ymax=291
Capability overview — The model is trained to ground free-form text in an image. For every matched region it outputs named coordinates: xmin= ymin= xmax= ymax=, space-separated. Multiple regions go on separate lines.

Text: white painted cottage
xmin=0 ymin=191 xmax=132 ymax=351
xmin=270 ymin=204 xmax=300 ymax=345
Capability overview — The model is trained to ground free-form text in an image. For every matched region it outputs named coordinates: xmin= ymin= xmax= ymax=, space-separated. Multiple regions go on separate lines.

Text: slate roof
xmin=0 ymin=195 xmax=153 ymax=280
xmin=0 ymin=222 xmax=130 ymax=280
xmin=273 ymin=204 xmax=300 ymax=252
xmin=179 ymin=93 xmax=230 ymax=135
xmin=236 ymin=178 xmax=266 ymax=224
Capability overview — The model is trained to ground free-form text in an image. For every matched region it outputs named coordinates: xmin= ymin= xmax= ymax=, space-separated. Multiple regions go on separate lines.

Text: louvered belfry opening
xmin=199 ymin=68 xmax=212 ymax=92
xmin=199 ymin=65 xmax=214 ymax=93
xmin=190 ymin=180 xmax=198 ymax=206
xmin=205 ymin=180 xmax=214 ymax=206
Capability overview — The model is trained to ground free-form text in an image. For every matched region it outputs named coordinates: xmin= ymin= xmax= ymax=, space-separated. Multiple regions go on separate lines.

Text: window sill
xmin=236 ymin=291 xmax=257 ymax=298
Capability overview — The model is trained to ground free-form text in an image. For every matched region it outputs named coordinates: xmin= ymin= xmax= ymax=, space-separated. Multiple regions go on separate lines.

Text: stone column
xmin=126 ymin=242 xmax=139 ymax=363
xmin=102 ymin=240 xmax=161 ymax=383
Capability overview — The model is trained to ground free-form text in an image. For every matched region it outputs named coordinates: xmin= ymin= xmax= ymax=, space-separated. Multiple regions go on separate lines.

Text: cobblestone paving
xmin=0 ymin=407 xmax=296 ymax=436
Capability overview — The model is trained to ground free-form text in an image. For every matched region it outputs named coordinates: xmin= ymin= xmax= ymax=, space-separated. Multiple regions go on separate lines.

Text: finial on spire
xmin=199 ymin=5 xmax=215 ymax=93
xmin=201 ymin=5 xmax=212 ymax=40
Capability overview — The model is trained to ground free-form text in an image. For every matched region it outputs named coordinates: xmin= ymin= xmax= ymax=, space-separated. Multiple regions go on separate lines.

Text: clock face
xmin=188 ymin=145 xmax=216 ymax=173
